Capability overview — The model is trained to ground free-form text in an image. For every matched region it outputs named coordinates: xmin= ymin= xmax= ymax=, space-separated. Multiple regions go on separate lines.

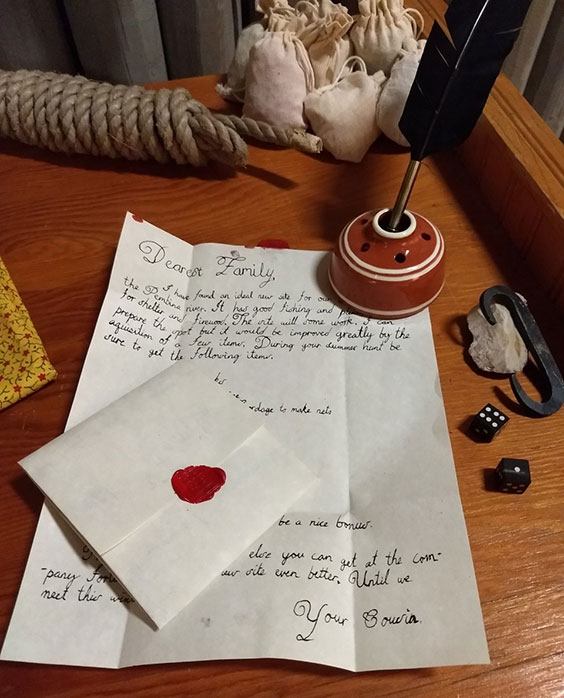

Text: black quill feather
xmin=399 ymin=0 xmax=532 ymax=162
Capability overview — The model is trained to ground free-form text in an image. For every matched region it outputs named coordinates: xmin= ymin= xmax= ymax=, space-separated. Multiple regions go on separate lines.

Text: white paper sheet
xmin=20 ymin=361 xmax=316 ymax=629
xmin=1 ymin=213 xmax=489 ymax=671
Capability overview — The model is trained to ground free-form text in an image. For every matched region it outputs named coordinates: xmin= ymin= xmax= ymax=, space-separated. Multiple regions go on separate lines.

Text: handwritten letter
xmin=1 ymin=213 xmax=489 ymax=671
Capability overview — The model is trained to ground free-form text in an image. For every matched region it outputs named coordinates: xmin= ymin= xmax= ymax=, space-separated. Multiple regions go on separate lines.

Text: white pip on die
xmin=470 ymin=403 xmax=508 ymax=442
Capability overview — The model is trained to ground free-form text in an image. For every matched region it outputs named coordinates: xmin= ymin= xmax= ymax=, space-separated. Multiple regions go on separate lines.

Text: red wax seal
xmin=171 ymin=465 xmax=226 ymax=504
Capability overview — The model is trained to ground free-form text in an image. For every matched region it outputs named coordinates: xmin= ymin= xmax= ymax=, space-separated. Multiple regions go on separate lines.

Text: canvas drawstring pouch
xmin=258 ymin=0 xmax=290 ymax=11
xmin=295 ymin=0 xmax=352 ymax=22
xmin=375 ymin=40 xmax=425 ymax=146
xmin=302 ymin=8 xmax=354 ymax=88
xmin=216 ymin=22 xmax=265 ymax=103
xmin=350 ymin=0 xmax=421 ymax=75
xmin=269 ymin=4 xmax=311 ymax=33
xmin=294 ymin=0 xmax=325 ymax=23
xmin=396 ymin=3 xmax=425 ymax=52
xmin=295 ymin=1 xmax=353 ymax=88
xmin=304 ymin=56 xmax=386 ymax=162
xmin=295 ymin=1 xmax=327 ymax=49
xmin=243 ymin=12 xmax=315 ymax=130
xmin=217 ymin=0 xmax=300 ymax=103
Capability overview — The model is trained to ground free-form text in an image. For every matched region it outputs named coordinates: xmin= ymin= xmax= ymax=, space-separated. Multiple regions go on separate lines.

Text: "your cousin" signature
xmin=292 ymin=599 xmax=421 ymax=641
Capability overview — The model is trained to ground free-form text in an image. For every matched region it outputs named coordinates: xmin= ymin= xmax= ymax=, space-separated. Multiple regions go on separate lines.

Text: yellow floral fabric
xmin=0 ymin=257 xmax=57 ymax=410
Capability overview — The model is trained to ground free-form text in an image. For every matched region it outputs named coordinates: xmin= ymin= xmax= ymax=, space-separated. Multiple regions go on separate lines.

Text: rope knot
xmin=0 ymin=69 xmax=322 ymax=169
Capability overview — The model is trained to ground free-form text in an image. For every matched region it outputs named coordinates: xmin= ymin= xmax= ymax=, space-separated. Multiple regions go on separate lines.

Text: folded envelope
xmin=20 ymin=361 xmax=316 ymax=628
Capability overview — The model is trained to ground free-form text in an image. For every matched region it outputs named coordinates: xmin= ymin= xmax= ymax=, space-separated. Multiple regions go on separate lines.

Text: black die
xmin=496 ymin=458 xmax=531 ymax=494
xmin=470 ymin=403 xmax=508 ymax=442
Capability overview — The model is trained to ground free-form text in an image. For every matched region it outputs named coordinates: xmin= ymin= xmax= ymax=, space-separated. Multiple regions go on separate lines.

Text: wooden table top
xmin=1 ymin=74 xmax=563 ymax=698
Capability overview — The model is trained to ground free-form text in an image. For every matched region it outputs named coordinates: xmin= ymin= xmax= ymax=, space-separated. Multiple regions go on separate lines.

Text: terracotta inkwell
xmin=329 ymin=161 xmax=445 ymax=319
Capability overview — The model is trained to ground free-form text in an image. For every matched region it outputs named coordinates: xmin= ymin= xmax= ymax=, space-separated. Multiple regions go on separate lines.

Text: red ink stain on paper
xmin=257 ymin=239 xmax=290 ymax=249
xmin=132 ymin=214 xmax=144 ymax=223
xmin=171 ymin=465 xmax=226 ymax=504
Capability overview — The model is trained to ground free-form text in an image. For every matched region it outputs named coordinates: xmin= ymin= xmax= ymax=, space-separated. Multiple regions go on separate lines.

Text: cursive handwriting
xmin=138 ymin=240 xmax=202 ymax=278
xmin=293 ymin=599 xmax=348 ymax=641
xmin=362 ymin=607 xmax=421 ymax=629
xmin=216 ymin=251 xmax=275 ymax=288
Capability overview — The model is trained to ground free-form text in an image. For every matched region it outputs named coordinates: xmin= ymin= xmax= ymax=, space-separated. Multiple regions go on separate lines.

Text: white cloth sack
xmin=301 ymin=7 xmax=353 ymax=88
xmin=375 ymin=41 xmax=424 ymax=146
xmin=244 ymin=31 xmax=315 ymax=129
xmin=305 ymin=57 xmax=386 ymax=162
xmin=257 ymin=0 xmax=290 ymax=10
xmin=295 ymin=0 xmax=349 ymax=21
xmin=350 ymin=0 xmax=423 ymax=75
xmin=298 ymin=2 xmax=331 ymax=48
xmin=296 ymin=0 xmax=353 ymax=42
xmin=216 ymin=0 xmax=299 ymax=103
xmin=217 ymin=22 xmax=266 ymax=103
xmin=267 ymin=4 xmax=310 ymax=33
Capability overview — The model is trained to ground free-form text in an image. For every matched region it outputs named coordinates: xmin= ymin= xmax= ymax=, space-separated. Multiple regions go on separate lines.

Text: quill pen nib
xmin=388 ymin=159 xmax=421 ymax=231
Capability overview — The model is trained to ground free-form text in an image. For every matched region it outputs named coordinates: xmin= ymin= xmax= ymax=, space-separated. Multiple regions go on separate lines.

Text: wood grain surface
xmin=1 ymin=70 xmax=564 ymax=698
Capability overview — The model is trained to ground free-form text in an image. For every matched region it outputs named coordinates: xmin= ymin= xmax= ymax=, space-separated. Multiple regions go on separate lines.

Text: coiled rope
xmin=0 ymin=69 xmax=322 ymax=169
